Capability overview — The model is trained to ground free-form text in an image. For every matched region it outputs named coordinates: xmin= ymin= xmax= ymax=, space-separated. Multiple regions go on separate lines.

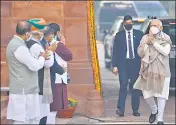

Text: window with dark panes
xmin=99 ymin=4 xmax=138 ymax=23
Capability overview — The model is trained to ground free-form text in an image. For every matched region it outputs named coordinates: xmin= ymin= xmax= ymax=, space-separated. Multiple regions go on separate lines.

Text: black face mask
xmin=124 ymin=24 xmax=133 ymax=30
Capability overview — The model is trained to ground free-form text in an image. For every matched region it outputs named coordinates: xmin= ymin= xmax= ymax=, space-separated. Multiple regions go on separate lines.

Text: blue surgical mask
xmin=54 ymin=36 xmax=57 ymax=40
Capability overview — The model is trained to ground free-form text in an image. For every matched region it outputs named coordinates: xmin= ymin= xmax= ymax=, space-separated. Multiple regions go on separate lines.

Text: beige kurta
xmin=142 ymin=76 xmax=170 ymax=100
xmin=134 ymin=37 xmax=171 ymax=100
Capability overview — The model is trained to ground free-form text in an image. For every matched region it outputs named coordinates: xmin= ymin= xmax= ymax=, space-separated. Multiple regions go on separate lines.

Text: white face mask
xmin=26 ymin=33 xmax=32 ymax=41
xmin=150 ymin=26 xmax=160 ymax=35
xmin=54 ymin=36 xmax=57 ymax=40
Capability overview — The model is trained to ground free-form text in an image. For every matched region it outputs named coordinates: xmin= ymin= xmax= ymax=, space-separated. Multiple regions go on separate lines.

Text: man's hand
xmin=148 ymin=29 xmax=156 ymax=45
xmin=112 ymin=67 xmax=118 ymax=75
xmin=40 ymin=50 xmax=50 ymax=60
xmin=47 ymin=42 xmax=57 ymax=52
xmin=58 ymin=33 xmax=65 ymax=45
xmin=62 ymin=65 xmax=67 ymax=72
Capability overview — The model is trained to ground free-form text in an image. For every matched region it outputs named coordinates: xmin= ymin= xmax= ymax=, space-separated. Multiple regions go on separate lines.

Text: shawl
xmin=134 ymin=32 xmax=172 ymax=94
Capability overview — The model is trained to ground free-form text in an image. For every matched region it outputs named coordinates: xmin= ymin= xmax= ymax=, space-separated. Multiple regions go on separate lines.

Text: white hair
xmin=159 ymin=21 xmax=162 ymax=26
xmin=152 ymin=19 xmax=162 ymax=26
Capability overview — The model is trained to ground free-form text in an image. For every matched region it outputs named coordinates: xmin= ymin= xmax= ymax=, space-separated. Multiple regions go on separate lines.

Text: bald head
xmin=16 ymin=21 xmax=31 ymax=35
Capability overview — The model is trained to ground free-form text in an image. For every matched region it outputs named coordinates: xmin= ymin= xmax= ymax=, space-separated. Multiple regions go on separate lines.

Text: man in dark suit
xmin=112 ymin=15 xmax=144 ymax=117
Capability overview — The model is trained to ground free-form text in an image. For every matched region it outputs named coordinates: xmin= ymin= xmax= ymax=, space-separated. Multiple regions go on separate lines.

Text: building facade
xmin=1 ymin=1 xmax=104 ymax=122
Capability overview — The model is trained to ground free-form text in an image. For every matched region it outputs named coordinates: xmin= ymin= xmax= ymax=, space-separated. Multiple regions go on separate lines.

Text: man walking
xmin=6 ymin=21 xmax=49 ymax=124
xmin=112 ymin=15 xmax=143 ymax=117
xmin=134 ymin=19 xmax=172 ymax=125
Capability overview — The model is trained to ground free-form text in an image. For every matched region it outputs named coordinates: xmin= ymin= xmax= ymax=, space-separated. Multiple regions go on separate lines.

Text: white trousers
xmin=13 ymin=119 xmax=40 ymax=124
xmin=46 ymin=111 xmax=57 ymax=124
xmin=8 ymin=118 xmax=40 ymax=124
xmin=145 ymin=97 xmax=166 ymax=122
xmin=7 ymin=93 xmax=41 ymax=123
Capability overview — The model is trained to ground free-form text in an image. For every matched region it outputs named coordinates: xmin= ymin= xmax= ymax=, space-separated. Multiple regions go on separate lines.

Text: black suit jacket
xmin=112 ymin=29 xmax=144 ymax=69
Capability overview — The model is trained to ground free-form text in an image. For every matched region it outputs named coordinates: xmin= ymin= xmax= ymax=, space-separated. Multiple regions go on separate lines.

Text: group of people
xmin=5 ymin=15 xmax=172 ymax=125
xmin=112 ymin=15 xmax=172 ymax=125
xmin=6 ymin=18 xmax=72 ymax=124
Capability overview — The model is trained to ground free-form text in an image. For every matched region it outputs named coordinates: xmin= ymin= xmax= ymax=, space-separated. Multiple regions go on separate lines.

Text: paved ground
xmin=56 ymin=41 xmax=175 ymax=124
xmin=56 ymin=68 xmax=175 ymax=124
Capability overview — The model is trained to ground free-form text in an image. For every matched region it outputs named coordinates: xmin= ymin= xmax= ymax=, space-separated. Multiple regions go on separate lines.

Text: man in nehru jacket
xmin=27 ymin=19 xmax=65 ymax=125
xmin=6 ymin=20 xmax=50 ymax=124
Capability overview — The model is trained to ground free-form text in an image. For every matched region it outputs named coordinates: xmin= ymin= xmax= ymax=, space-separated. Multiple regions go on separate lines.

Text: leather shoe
xmin=149 ymin=111 xmax=158 ymax=123
xmin=133 ymin=111 xmax=140 ymax=116
xmin=116 ymin=109 xmax=124 ymax=117
xmin=157 ymin=121 xmax=164 ymax=125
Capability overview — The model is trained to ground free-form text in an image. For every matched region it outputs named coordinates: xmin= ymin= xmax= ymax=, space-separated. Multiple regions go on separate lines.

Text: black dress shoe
xmin=149 ymin=111 xmax=158 ymax=123
xmin=133 ymin=111 xmax=140 ymax=116
xmin=116 ymin=109 xmax=124 ymax=117
xmin=157 ymin=121 xmax=164 ymax=125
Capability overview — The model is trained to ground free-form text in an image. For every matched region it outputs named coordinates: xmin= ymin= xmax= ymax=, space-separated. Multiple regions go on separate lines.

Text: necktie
xmin=128 ymin=32 xmax=134 ymax=59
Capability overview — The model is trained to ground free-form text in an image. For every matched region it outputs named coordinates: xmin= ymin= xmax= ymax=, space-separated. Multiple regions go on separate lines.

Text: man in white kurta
xmin=26 ymin=32 xmax=54 ymax=123
xmin=134 ymin=19 xmax=172 ymax=125
xmin=6 ymin=21 xmax=50 ymax=124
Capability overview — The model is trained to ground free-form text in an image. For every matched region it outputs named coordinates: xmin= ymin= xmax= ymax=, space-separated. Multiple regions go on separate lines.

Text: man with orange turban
xmin=26 ymin=18 xmax=64 ymax=125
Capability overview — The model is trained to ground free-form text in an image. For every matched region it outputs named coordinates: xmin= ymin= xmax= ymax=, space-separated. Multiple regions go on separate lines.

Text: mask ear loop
xmin=26 ymin=32 xmax=32 ymax=41
xmin=26 ymin=32 xmax=30 ymax=36
xmin=160 ymin=26 xmax=163 ymax=31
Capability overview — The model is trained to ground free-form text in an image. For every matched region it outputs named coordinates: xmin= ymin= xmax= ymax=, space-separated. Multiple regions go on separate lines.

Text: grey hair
xmin=30 ymin=31 xmax=43 ymax=42
xmin=152 ymin=19 xmax=163 ymax=26
xmin=159 ymin=21 xmax=162 ymax=26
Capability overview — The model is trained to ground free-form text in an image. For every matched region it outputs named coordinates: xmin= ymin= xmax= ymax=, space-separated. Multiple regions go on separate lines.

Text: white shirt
xmin=125 ymin=29 xmax=135 ymax=59
xmin=14 ymin=35 xmax=45 ymax=72
xmin=50 ymin=40 xmax=68 ymax=84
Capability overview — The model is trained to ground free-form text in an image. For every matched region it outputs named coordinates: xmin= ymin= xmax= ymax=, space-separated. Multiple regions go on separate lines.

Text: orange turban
xmin=27 ymin=18 xmax=47 ymax=31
